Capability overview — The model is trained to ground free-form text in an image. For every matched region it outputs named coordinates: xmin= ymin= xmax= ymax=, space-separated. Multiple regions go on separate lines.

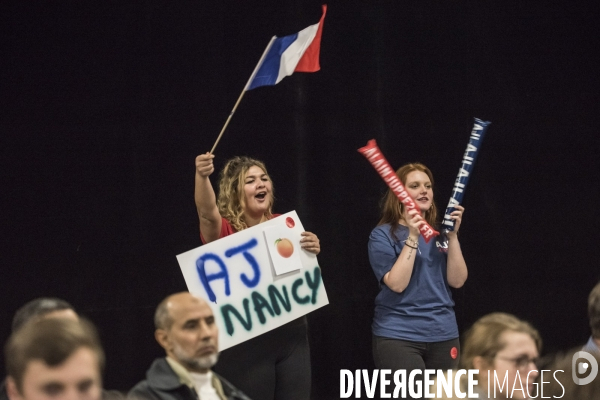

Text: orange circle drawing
xmin=275 ymin=238 xmax=294 ymax=258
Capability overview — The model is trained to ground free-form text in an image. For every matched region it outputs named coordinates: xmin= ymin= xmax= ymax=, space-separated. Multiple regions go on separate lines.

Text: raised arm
xmin=382 ymin=210 xmax=425 ymax=292
xmin=369 ymin=209 xmax=424 ymax=293
xmin=445 ymin=205 xmax=468 ymax=288
xmin=195 ymin=153 xmax=222 ymax=243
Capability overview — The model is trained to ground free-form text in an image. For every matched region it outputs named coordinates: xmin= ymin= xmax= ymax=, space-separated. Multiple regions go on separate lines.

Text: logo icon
xmin=572 ymin=351 xmax=598 ymax=385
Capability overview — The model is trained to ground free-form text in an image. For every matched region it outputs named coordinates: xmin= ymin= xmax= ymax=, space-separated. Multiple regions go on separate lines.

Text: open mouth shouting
xmin=243 ymin=165 xmax=273 ymax=215
xmin=255 ymin=191 xmax=268 ymax=202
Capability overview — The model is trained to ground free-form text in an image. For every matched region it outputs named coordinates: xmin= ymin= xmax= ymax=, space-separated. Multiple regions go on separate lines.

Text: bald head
xmin=154 ymin=292 xmax=210 ymax=330
xmin=153 ymin=292 xmax=219 ymax=372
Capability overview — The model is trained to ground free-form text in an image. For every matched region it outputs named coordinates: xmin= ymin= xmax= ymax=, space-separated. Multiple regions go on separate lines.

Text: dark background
xmin=1 ymin=1 xmax=599 ymax=399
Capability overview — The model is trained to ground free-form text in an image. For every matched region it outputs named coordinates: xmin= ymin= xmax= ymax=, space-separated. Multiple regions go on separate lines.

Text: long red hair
xmin=378 ymin=163 xmax=438 ymax=239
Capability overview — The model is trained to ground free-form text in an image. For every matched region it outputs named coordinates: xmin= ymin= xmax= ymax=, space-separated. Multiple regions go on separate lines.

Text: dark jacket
xmin=128 ymin=358 xmax=250 ymax=400
xmin=0 ymin=380 xmax=7 ymax=400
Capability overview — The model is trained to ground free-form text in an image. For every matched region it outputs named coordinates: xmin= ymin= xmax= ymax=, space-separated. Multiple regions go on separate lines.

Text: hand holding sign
xmin=300 ymin=231 xmax=320 ymax=254
xmin=177 ymin=211 xmax=328 ymax=350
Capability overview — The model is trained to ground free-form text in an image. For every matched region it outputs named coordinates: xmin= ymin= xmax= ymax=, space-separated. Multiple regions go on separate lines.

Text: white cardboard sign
xmin=176 ymin=211 xmax=328 ymax=350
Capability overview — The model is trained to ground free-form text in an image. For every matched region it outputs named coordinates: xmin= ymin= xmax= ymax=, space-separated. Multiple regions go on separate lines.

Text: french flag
xmin=246 ymin=5 xmax=327 ymax=91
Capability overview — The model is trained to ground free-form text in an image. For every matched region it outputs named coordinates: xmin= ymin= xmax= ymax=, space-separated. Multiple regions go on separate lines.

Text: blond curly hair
xmin=217 ymin=156 xmax=274 ymax=232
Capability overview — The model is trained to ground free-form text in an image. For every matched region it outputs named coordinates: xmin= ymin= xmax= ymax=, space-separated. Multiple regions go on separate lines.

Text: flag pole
xmin=210 ymin=36 xmax=277 ymax=154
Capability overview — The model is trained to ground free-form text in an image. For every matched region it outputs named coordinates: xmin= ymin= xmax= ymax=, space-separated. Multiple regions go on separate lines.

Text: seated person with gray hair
xmin=584 ymin=280 xmax=600 ymax=355
xmin=4 ymin=317 xmax=104 ymax=400
xmin=128 ymin=292 xmax=250 ymax=400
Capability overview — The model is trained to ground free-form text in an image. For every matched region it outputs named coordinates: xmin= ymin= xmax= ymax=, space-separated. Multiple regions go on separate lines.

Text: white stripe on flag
xmin=275 ymin=22 xmax=320 ymax=84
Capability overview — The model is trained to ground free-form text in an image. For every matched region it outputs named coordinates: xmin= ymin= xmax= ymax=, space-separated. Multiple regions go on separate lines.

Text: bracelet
xmin=405 ymin=236 xmax=419 ymax=247
xmin=405 ymin=243 xmax=418 ymax=249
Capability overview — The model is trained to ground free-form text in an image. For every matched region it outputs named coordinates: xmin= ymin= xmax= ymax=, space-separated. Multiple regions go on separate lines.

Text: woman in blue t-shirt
xmin=369 ymin=163 xmax=468 ymax=379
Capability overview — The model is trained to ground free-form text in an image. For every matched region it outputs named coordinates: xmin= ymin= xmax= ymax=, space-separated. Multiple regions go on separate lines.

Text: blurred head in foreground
xmin=5 ymin=318 xmax=104 ymax=400
xmin=588 ymin=281 xmax=600 ymax=352
xmin=543 ymin=349 xmax=600 ymax=399
xmin=11 ymin=297 xmax=78 ymax=332
xmin=461 ymin=312 xmax=541 ymax=399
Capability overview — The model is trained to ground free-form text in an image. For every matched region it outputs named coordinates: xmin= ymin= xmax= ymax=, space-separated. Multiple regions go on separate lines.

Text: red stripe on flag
xmin=295 ymin=4 xmax=327 ymax=73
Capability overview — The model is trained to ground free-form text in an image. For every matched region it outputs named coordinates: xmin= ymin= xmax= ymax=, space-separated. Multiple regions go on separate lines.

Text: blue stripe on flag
xmin=247 ymin=33 xmax=298 ymax=90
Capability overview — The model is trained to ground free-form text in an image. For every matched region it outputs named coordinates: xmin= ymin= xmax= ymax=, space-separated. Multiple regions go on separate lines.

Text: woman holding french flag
xmin=195 ymin=152 xmax=321 ymax=400
xmin=193 ymin=6 xmax=326 ymax=399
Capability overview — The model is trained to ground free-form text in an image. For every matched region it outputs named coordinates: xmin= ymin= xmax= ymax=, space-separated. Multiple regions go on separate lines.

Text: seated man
xmin=128 ymin=292 xmax=250 ymax=400
xmin=1 ymin=298 xmax=79 ymax=400
xmin=584 ymin=280 xmax=600 ymax=355
xmin=4 ymin=317 xmax=104 ymax=400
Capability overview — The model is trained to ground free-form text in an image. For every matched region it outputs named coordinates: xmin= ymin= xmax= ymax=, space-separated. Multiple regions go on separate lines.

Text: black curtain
xmin=1 ymin=1 xmax=599 ymax=398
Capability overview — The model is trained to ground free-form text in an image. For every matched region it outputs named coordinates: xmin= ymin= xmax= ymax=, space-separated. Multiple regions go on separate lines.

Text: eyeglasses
xmin=496 ymin=355 xmax=539 ymax=369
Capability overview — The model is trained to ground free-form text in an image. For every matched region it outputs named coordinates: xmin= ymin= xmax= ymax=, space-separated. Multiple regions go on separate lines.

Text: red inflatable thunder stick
xmin=358 ymin=139 xmax=439 ymax=243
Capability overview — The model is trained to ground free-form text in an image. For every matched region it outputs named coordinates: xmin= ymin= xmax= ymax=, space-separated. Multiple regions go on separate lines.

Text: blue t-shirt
xmin=368 ymin=223 xmax=458 ymax=342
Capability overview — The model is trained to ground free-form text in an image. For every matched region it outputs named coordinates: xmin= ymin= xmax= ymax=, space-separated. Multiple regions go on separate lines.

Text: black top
xmin=0 ymin=380 xmax=7 ymax=400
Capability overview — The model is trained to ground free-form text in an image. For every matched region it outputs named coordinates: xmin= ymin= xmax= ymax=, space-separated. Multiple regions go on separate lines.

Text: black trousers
xmin=214 ymin=318 xmax=310 ymax=400
xmin=372 ymin=335 xmax=460 ymax=399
